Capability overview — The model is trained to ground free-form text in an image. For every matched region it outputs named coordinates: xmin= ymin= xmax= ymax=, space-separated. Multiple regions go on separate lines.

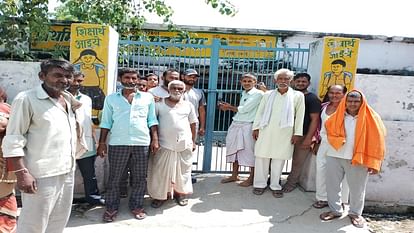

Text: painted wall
xmin=354 ymin=74 xmax=414 ymax=205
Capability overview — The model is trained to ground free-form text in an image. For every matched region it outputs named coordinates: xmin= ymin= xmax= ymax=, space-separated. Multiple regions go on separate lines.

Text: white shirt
xmin=148 ymin=86 xmax=169 ymax=98
xmin=326 ymin=113 xmax=357 ymax=160
xmin=156 ymin=99 xmax=198 ymax=152
xmin=2 ymin=85 xmax=77 ymax=178
xmin=75 ymin=92 xmax=96 ymax=159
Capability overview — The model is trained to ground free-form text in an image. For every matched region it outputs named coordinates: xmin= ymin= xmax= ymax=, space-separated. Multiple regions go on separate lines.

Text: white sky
xmin=50 ymin=0 xmax=414 ymax=37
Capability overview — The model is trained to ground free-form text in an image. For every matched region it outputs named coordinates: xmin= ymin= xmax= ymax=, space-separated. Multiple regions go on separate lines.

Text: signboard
xmin=318 ymin=37 xmax=360 ymax=98
xmin=70 ymin=23 xmax=118 ymax=124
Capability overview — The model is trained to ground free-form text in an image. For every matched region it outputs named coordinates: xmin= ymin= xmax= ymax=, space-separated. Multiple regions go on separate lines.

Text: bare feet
xmin=238 ymin=179 xmax=253 ymax=187
xmin=221 ymin=176 xmax=239 ymax=183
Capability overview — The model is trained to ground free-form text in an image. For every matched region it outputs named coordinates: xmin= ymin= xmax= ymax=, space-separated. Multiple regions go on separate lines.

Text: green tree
xmin=0 ymin=0 xmax=237 ymax=60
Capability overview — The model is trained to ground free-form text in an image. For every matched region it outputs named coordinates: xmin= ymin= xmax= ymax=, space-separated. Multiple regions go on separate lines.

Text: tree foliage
xmin=0 ymin=0 xmax=237 ymax=60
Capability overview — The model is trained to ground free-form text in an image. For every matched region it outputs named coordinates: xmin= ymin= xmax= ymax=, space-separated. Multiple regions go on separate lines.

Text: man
xmin=182 ymin=68 xmax=206 ymax=137
xmin=320 ymin=90 xmax=386 ymax=228
xmin=0 ymin=88 xmax=17 ymax=233
xmin=251 ymin=69 xmax=305 ymax=198
xmin=2 ymin=59 xmax=78 ymax=233
xmin=145 ymin=73 xmax=159 ymax=89
xmin=219 ymin=73 xmax=263 ymax=187
xmin=320 ymin=59 xmax=353 ymax=98
xmin=282 ymin=73 xmax=321 ymax=192
xmin=97 ymin=68 xmax=159 ymax=222
xmin=147 ymin=80 xmax=198 ymax=208
xmin=137 ymin=77 xmax=148 ymax=92
xmin=67 ymin=71 xmax=104 ymax=206
xmin=148 ymin=68 xmax=180 ymax=100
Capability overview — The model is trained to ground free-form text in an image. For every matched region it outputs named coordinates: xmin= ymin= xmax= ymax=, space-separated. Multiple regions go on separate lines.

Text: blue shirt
xmin=100 ymin=91 xmax=158 ymax=146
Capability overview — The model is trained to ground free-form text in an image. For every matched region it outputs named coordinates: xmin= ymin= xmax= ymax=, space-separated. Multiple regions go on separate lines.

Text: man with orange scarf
xmin=319 ymin=90 xmax=386 ymax=228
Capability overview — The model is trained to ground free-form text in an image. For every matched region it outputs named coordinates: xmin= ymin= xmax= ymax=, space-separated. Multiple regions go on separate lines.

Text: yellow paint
xmin=70 ymin=23 xmax=109 ymax=122
xmin=31 ymin=24 xmax=277 ymax=58
xmin=318 ymin=37 xmax=360 ymax=99
xmin=30 ymin=25 xmax=71 ymax=50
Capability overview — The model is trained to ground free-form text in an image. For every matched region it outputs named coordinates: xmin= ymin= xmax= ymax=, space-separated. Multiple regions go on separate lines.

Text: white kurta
xmin=147 ymin=99 xmax=198 ymax=200
xmin=252 ymin=89 xmax=305 ymax=160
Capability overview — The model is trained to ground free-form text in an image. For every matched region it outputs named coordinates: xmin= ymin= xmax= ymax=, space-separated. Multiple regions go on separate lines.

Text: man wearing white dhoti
xmin=147 ymin=80 xmax=198 ymax=208
xmin=252 ymin=69 xmax=305 ymax=198
xmin=219 ymin=73 xmax=263 ymax=187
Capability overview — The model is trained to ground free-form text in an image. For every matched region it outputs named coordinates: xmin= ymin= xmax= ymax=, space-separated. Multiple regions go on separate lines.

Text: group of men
xmin=0 ymin=58 xmax=386 ymax=232
xmin=219 ymin=69 xmax=386 ymax=228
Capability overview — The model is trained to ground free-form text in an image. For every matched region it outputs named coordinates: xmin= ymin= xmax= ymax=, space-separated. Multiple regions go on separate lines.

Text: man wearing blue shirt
xmin=97 ymin=68 xmax=159 ymax=222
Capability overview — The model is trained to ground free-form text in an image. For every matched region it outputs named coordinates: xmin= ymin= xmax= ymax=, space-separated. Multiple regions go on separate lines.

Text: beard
xmin=44 ymin=82 xmax=68 ymax=93
xmin=183 ymin=79 xmax=194 ymax=85
xmin=121 ymin=82 xmax=137 ymax=90
xmin=169 ymin=92 xmax=183 ymax=101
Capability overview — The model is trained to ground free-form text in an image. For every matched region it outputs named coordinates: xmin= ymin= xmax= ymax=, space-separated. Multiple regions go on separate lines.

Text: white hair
xmin=274 ymin=68 xmax=294 ymax=80
xmin=168 ymin=80 xmax=185 ymax=90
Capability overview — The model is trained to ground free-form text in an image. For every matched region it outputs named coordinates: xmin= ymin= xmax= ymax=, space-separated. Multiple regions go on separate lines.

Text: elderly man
xmin=147 ymin=80 xmax=198 ymax=208
xmin=320 ymin=90 xmax=386 ymax=228
xmin=98 ymin=68 xmax=159 ymax=222
xmin=251 ymin=69 xmax=305 ymax=198
xmin=2 ymin=59 xmax=78 ymax=233
xmin=219 ymin=73 xmax=263 ymax=187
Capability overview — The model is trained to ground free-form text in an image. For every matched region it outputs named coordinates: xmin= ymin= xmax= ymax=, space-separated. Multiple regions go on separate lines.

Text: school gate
xmin=118 ymin=39 xmax=310 ymax=173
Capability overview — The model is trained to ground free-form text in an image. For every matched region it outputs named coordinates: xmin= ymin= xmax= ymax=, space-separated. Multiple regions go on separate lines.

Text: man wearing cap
xmin=148 ymin=68 xmax=180 ymax=100
xmin=182 ymin=68 xmax=206 ymax=137
xmin=218 ymin=73 xmax=263 ymax=187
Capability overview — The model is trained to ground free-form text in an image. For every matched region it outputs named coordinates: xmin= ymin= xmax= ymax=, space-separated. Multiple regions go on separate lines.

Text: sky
xmin=49 ymin=0 xmax=414 ymax=37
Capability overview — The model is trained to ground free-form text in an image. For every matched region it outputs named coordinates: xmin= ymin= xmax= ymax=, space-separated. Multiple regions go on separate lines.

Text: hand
xmin=300 ymin=137 xmax=313 ymax=149
xmin=16 ymin=170 xmax=37 ymax=194
xmin=154 ymin=96 xmax=161 ymax=102
xmin=150 ymin=140 xmax=160 ymax=155
xmin=368 ymin=168 xmax=378 ymax=175
xmin=97 ymin=143 xmax=107 ymax=158
xmin=192 ymin=142 xmax=197 ymax=152
xmin=252 ymin=129 xmax=259 ymax=140
xmin=198 ymin=128 xmax=205 ymax=136
xmin=291 ymin=135 xmax=302 ymax=145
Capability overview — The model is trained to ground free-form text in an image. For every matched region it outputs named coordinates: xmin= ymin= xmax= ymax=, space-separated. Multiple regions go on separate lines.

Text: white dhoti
xmin=147 ymin=147 xmax=193 ymax=200
xmin=225 ymin=121 xmax=255 ymax=167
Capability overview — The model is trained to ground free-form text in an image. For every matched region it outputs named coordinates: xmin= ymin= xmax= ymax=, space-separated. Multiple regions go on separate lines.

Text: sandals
xmin=313 ymin=200 xmax=329 ymax=209
xmin=252 ymin=187 xmax=266 ymax=195
xmin=320 ymin=211 xmax=341 ymax=221
xmin=271 ymin=190 xmax=284 ymax=198
xmin=151 ymin=199 xmax=166 ymax=208
xmin=281 ymin=183 xmax=297 ymax=193
xmin=102 ymin=210 xmax=118 ymax=223
xmin=175 ymin=195 xmax=188 ymax=206
xmin=131 ymin=208 xmax=147 ymax=220
xmin=349 ymin=214 xmax=366 ymax=228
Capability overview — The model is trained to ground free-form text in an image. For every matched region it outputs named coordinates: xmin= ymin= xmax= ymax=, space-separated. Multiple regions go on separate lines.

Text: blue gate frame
xmin=118 ymin=38 xmax=310 ymax=173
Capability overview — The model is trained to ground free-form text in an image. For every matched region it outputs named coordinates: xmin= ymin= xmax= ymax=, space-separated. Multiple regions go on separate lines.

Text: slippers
xmin=175 ymin=195 xmax=188 ymax=206
xmin=282 ymin=184 xmax=297 ymax=193
xmin=238 ymin=179 xmax=253 ymax=187
xmin=131 ymin=208 xmax=147 ymax=220
xmin=252 ymin=187 xmax=266 ymax=195
xmin=271 ymin=190 xmax=283 ymax=198
xmin=221 ymin=176 xmax=239 ymax=184
xmin=313 ymin=200 xmax=329 ymax=209
xmin=320 ymin=211 xmax=341 ymax=221
xmin=349 ymin=214 xmax=366 ymax=228
xmin=151 ymin=199 xmax=166 ymax=208
xmin=102 ymin=210 xmax=118 ymax=223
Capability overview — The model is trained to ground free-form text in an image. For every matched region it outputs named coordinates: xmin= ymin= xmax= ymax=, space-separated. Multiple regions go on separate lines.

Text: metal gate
xmin=118 ymin=39 xmax=310 ymax=173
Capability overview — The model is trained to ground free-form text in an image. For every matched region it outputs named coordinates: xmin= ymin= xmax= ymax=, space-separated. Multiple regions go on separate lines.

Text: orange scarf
xmin=325 ymin=90 xmax=386 ymax=172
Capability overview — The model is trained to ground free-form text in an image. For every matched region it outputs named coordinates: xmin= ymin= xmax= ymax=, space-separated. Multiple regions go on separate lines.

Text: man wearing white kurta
xmin=252 ymin=69 xmax=305 ymax=198
xmin=147 ymin=80 xmax=198 ymax=208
